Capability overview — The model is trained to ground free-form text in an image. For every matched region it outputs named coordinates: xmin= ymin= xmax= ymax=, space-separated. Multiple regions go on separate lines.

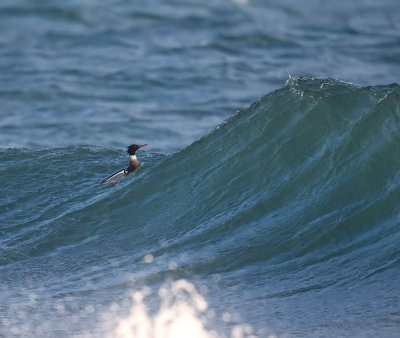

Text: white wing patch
xmin=101 ymin=169 xmax=127 ymax=185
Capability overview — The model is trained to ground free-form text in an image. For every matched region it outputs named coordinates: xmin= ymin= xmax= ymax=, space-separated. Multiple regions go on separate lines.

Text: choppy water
xmin=1 ymin=0 xmax=400 ymax=337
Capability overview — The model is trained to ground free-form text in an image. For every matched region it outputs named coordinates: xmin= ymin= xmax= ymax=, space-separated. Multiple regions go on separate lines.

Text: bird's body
xmin=101 ymin=144 xmax=147 ymax=186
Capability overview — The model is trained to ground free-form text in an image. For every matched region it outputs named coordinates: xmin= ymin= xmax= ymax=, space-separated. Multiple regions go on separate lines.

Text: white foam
xmin=115 ymin=280 xmax=215 ymax=338
xmin=110 ymin=279 xmax=261 ymax=338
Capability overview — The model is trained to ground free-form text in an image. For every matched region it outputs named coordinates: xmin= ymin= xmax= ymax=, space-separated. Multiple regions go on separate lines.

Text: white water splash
xmin=115 ymin=280 xmax=215 ymax=338
xmin=112 ymin=279 xmax=265 ymax=338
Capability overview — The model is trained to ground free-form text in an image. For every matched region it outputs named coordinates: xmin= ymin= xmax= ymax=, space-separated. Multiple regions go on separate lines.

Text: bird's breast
xmin=130 ymin=155 xmax=139 ymax=168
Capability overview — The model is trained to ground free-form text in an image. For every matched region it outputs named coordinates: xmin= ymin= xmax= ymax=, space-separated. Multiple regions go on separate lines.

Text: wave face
xmin=1 ymin=78 xmax=400 ymax=337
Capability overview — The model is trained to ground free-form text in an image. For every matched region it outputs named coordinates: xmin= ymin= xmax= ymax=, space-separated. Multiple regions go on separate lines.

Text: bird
xmin=101 ymin=144 xmax=147 ymax=186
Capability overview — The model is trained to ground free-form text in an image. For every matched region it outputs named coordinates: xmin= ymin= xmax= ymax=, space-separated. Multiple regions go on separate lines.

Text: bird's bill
xmin=137 ymin=144 xmax=147 ymax=148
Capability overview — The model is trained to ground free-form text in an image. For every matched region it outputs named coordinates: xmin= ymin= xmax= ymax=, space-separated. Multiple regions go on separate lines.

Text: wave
xmin=1 ymin=78 xmax=400 ymax=287
xmin=2 ymin=77 xmax=400 ymax=337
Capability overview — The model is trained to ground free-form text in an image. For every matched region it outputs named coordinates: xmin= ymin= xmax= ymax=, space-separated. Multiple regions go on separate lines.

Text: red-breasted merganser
xmin=101 ymin=144 xmax=147 ymax=186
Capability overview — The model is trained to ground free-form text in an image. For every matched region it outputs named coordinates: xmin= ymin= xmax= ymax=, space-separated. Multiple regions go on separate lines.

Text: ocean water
xmin=1 ymin=0 xmax=400 ymax=337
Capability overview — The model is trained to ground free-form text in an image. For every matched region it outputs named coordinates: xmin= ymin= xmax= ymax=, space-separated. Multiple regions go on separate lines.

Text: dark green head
xmin=127 ymin=144 xmax=147 ymax=155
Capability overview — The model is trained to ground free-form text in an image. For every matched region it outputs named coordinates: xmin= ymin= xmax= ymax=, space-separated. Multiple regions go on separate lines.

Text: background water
xmin=1 ymin=0 xmax=400 ymax=337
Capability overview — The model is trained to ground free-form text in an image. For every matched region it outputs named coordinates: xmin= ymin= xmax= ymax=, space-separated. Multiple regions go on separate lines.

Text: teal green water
xmin=1 ymin=78 xmax=400 ymax=336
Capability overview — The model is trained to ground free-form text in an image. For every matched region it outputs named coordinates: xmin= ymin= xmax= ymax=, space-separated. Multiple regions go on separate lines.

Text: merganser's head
xmin=127 ymin=144 xmax=147 ymax=155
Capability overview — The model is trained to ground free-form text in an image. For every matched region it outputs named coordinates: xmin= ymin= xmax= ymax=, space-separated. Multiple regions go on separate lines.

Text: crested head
xmin=127 ymin=144 xmax=147 ymax=155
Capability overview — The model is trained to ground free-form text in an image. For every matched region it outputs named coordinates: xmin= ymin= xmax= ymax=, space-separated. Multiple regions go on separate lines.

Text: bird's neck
xmin=127 ymin=154 xmax=138 ymax=173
